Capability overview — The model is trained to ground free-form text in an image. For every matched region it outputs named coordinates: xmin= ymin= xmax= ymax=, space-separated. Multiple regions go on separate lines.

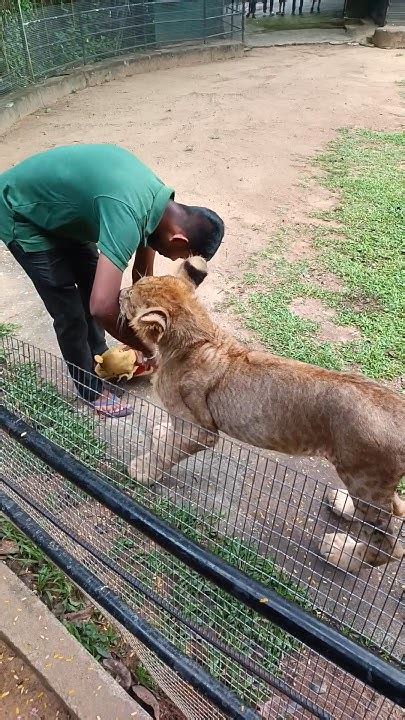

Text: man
xmin=0 ymin=144 xmax=224 ymax=417
xmin=262 ymin=0 xmax=275 ymax=14
xmin=246 ymin=0 xmax=256 ymax=18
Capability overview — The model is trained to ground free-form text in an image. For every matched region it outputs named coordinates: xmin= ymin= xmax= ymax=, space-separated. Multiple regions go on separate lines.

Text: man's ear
xmin=131 ymin=306 xmax=169 ymax=343
xmin=177 ymin=256 xmax=208 ymax=288
xmin=170 ymin=233 xmax=189 ymax=245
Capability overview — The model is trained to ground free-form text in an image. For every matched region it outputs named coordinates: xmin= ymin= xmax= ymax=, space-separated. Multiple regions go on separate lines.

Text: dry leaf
xmin=52 ymin=601 xmax=66 ymax=619
xmin=102 ymin=658 xmax=132 ymax=690
xmin=0 ymin=539 xmax=19 ymax=556
xmin=64 ymin=606 xmax=93 ymax=622
xmin=132 ymin=685 xmax=160 ymax=719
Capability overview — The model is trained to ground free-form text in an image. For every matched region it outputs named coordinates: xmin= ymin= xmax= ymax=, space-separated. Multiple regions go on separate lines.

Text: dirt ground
xmin=1 ymin=44 xmax=404 ymax=718
xmin=0 ymin=637 xmax=72 ymax=720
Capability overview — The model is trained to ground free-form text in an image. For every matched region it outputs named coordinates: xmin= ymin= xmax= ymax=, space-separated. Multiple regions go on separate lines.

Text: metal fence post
xmin=76 ymin=7 xmax=87 ymax=66
xmin=242 ymin=0 xmax=245 ymax=43
xmin=230 ymin=0 xmax=235 ymax=38
xmin=16 ymin=0 xmax=35 ymax=82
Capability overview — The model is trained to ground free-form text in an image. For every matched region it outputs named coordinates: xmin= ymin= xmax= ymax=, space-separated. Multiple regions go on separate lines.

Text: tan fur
xmin=120 ymin=258 xmax=405 ymax=572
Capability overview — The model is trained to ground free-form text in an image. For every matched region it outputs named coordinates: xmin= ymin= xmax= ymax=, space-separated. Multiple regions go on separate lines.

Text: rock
xmin=373 ymin=26 xmax=405 ymax=49
xmin=0 ymin=539 xmax=19 ymax=556
xmin=132 ymin=685 xmax=160 ymax=719
xmin=102 ymin=657 xmax=132 ymax=690
xmin=64 ymin=605 xmax=93 ymax=622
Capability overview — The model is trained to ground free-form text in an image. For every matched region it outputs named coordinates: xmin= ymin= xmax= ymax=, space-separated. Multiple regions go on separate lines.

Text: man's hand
xmin=90 ymin=253 xmax=151 ymax=353
xmin=132 ymin=246 xmax=155 ymax=283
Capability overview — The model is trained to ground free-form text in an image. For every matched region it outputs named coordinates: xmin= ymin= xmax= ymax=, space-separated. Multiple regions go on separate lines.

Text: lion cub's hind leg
xmin=320 ymin=468 xmax=403 ymax=572
xmin=393 ymin=491 xmax=405 ymax=518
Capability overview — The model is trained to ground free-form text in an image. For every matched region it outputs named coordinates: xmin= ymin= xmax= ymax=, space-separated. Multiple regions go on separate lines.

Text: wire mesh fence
xmin=0 ymin=335 xmax=404 ymax=719
xmin=0 ymin=0 xmax=243 ymax=96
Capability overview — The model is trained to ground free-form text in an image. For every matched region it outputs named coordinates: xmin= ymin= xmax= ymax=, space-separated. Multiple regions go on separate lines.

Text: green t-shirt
xmin=0 ymin=144 xmax=174 ymax=271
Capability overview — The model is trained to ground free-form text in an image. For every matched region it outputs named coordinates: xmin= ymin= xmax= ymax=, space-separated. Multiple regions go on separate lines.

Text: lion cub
xmin=119 ymin=257 xmax=405 ymax=573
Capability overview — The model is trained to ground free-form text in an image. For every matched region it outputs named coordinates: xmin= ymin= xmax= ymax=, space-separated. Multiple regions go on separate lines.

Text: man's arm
xmin=90 ymin=253 xmax=151 ymax=353
xmin=132 ymin=245 xmax=155 ymax=283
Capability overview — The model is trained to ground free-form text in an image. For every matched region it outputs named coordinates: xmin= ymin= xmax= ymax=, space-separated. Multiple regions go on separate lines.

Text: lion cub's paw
xmin=393 ymin=492 xmax=405 ymax=518
xmin=128 ymin=455 xmax=154 ymax=486
xmin=326 ymin=488 xmax=356 ymax=521
xmin=128 ymin=454 xmax=164 ymax=486
xmin=319 ymin=532 xmax=363 ymax=573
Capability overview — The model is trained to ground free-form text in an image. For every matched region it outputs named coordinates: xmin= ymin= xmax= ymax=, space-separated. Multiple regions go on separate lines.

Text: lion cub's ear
xmin=177 ymin=257 xmax=208 ymax=288
xmin=132 ymin=307 xmax=169 ymax=343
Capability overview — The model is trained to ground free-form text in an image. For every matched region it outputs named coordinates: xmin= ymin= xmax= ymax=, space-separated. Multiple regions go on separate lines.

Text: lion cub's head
xmin=119 ymin=257 xmax=212 ymax=353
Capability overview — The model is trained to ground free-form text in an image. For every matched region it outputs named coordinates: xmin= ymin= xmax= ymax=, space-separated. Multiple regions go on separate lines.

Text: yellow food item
xmin=94 ymin=345 xmax=140 ymax=381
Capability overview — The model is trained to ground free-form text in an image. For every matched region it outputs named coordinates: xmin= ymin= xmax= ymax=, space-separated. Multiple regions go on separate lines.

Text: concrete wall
xmin=344 ymin=0 xmax=389 ymax=25
xmin=373 ymin=25 xmax=405 ymax=46
xmin=386 ymin=0 xmax=405 ymax=25
xmin=0 ymin=562 xmax=149 ymax=720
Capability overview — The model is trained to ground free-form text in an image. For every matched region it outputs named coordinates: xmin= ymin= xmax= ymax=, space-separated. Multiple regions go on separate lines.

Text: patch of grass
xmin=0 ymin=322 xmax=17 ymax=337
xmin=64 ymin=620 xmax=119 ymax=660
xmin=234 ymin=254 xmax=347 ymax=370
xmin=247 ymin=13 xmax=344 ymax=33
xmin=0 ymin=322 xmax=17 ymax=361
xmin=3 ymin=361 xmax=106 ymax=466
xmin=1 ymin=326 xmax=121 ymax=658
xmin=133 ymin=663 xmax=156 ymax=690
xmin=234 ymin=130 xmax=405 ymax=380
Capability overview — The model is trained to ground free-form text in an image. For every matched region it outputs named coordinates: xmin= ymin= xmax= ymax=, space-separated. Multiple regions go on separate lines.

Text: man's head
xmin=148 ymin=201 xmax=224 ymax=261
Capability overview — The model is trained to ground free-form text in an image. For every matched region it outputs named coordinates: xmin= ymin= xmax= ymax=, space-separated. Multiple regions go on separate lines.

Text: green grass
xmin=110 ymin=501 xmax=309 ymax=699
xmin=3 ymin=361 xmax=106 ymax=467
xmin=0 ymin=322 xmax=16 ymax=337
xmin=234 ymin=130 xmax=405 ymax=381
xmin=0 ymin=322 xmax=17 ymax=361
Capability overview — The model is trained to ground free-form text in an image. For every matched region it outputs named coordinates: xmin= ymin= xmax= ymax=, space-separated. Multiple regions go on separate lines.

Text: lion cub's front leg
xmin=129 ymin=416 xmax=218 ymax=485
